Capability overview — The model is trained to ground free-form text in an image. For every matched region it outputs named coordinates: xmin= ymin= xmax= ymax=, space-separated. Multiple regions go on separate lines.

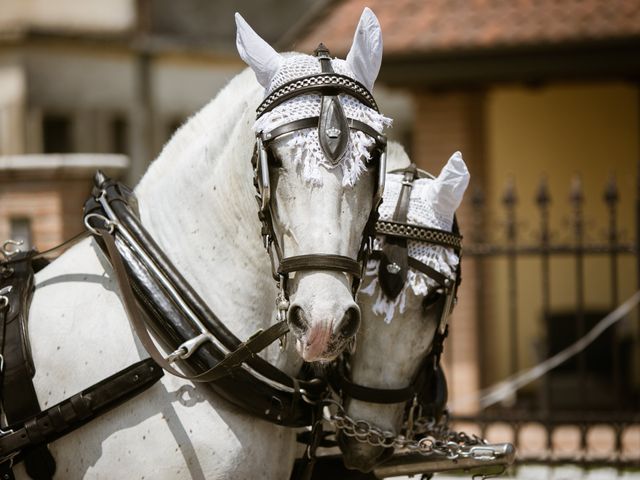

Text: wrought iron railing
xmin=448 ymin=173 xmax=639 ymax=467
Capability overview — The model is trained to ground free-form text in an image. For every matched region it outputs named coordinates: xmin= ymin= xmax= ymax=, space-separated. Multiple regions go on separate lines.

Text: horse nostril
xmin=288 ymin=305 xmax=309 ymax=335
xmin=337 ymin=306 xmax=360 ymax=338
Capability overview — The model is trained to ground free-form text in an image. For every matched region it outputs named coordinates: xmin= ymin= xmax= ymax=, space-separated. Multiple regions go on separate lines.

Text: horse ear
xmin=432 ymin=151 xmax=470 ymax=215
xmin=235 ymin=13 xmax=283 ymax=90
xmin=346 ymin=8 xmax=383 ymax=92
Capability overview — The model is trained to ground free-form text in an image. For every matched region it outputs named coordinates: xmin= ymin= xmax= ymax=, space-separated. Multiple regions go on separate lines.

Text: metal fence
xmin=450 ymin=173 xmax=639 ymax=468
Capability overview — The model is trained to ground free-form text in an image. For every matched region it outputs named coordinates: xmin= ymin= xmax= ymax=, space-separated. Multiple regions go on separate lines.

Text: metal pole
xmin=536 ymin=177 xmax=552 ymax=452
xmin=636 ymin=84 xmax=640 ymax=300
xmin=503 ymin=178 xmax=518 ymax=377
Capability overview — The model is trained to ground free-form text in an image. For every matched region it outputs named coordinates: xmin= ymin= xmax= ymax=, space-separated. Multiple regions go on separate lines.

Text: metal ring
xmin=0 ymin=296 xmax=8 ymax=310
xmin=1 ymin=239 xmax=23 ymax=258
xmin=299 ymin=389 xmax=317 ymax=405
xmin=84 ymin=213 xmax=116 ymax=236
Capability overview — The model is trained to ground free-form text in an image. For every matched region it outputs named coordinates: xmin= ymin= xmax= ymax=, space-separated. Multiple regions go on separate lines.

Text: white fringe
xmin=254 ymin=94 xmax=392 ymax=187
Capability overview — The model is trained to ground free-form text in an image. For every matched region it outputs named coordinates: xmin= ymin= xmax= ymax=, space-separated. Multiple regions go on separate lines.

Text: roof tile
xmin=295 ymin=0 xmax=640 ymax=56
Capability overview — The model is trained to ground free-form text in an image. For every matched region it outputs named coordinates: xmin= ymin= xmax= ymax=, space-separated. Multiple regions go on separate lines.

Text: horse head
xmin=335 ymin=144 xmax=470 ymax=472
xmin=236 ymin=9 xmax=390 ymax=362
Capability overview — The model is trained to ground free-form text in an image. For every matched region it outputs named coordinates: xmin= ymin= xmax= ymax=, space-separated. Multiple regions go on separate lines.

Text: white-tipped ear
xmin=432 ymin=151 xmax=470 ymax=216
xmin=346 ymin=8 xmax=382 ymax=92
xmin=235 ymin=13 xmax=283 ymax=90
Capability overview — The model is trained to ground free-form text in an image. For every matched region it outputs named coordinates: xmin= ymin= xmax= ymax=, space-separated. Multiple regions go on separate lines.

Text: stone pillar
xmin=412 ymin=89 xmax=487 ymax=414
xmin=128 ymin=51 xmax=155 ymax=185
xmin=0 ymin=66 xmax=26 ymax=155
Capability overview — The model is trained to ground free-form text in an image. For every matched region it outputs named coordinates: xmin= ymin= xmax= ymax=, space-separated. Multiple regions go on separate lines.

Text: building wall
xmin=0 ymin=65 xmax=25 ymax=154
xmin=0 ymin=157 xmax=128 ymax=252
xmin=0 ymin=0 xmax=135 ymax=34
xmin=484 ymin=82 xmax=639 ymax=387
xmin=0 ymin=179 xmax=62 ymax=250
xmin=0 ymin=43 xmax=245 ymax=184
xmin=411 ymin=90 xmax=488 ymax=413
xmin=409 ymin=81 xmax=639 ymax=411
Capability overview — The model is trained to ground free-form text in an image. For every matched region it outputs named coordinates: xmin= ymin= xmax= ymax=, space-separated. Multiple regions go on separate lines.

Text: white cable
xmin=451 ymin=290 xmax=640 ymax=411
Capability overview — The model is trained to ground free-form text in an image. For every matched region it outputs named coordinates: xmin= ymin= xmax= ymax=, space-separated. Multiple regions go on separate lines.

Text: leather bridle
xmin=252 ymin=44 xmax=388 ymax=327
xmin=330 ymin=164 xmax=462 ymax=419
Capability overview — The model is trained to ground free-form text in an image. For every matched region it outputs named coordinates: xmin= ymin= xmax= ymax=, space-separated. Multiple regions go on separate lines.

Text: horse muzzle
xmin=337 ymin=430 xmax=395 ymax=473
xmin=289 ymin=302 xmax=360 ymax=362
xmin=286 ymin=272 xmax=361 ymax=362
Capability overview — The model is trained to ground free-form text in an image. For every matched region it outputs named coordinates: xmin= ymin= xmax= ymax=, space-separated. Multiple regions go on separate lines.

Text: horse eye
xmin=268 ymin=151 xmax=282 ymax=167
xmin=366 ymin=148 xmax=381 ymax=165
xmin=422 ymin=290 xmax=443 ymax=312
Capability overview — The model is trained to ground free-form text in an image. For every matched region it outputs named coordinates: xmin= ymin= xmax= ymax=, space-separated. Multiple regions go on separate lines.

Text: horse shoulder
xmin=21 ymin=238 xmax=296 ymax=479
xmin=29 ymin=237 xmax=141 ymax=404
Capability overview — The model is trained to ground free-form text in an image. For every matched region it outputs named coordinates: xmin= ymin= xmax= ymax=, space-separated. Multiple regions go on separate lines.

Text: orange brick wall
xmin=411 ymin=89 xmax=488 ymax=414
xmin=0 ymin=175 xmax=93 ymax=252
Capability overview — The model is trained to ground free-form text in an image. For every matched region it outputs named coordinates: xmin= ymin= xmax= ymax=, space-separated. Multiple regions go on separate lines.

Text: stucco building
xmin=1 ymin=0 xmax=638 ymax=468
xmin=292 ymin=0 xmax=640 ymax=464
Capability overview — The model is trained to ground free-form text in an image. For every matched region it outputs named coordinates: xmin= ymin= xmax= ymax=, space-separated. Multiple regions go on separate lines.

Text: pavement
xmin=387 ymin=465 xmax=640 ymax=480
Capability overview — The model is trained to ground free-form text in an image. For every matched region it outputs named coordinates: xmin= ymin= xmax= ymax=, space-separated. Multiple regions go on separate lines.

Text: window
xmin=110 ymin=116 xmax=129 ymax=154
xmin=42 ymin=114 xmax=72 ymax=153
xmin=546 ymin=310 xmax=633 ymax=410
xmin=9 ymin=217 xmax=32 ymax=251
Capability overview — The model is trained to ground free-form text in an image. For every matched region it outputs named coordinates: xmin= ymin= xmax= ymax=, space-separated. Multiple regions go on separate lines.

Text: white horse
xmin=337 ymin=144 xmax=470 ymax=473
xmin=14 ymin=9 xmax=389 ymax=479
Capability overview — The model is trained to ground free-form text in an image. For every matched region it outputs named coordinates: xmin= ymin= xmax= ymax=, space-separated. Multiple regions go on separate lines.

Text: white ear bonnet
xmin=236 ymin=9 xmax=391 ymax=187
xmin=362 ymin=152 xmax=470 ymax=322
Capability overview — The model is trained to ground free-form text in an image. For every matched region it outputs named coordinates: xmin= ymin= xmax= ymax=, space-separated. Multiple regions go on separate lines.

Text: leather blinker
xmin=378 ymin=164 xmax=417 ymax=299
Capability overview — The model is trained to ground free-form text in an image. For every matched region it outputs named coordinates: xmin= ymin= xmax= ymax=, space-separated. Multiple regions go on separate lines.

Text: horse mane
xmin=131 ymin=67 xmax=271 ymax=311
xmin=137 ymin=67 xmax=263 ymax=191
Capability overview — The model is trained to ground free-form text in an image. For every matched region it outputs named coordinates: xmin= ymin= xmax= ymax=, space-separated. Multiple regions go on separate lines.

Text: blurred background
xmin=0 ymin=0 xmax=638 ymax=477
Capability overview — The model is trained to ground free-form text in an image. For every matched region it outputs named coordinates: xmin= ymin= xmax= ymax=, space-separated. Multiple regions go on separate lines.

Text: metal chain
xmin=321 ymin=399 xmax=492 ymax=460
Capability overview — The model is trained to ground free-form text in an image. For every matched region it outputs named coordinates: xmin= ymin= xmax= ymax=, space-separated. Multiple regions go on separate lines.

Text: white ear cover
xmin=235 ymin=12 xmax=283 ymax=90
xmin=431 ymin=152 xmax=470 ymax=217
xmin=346 ymin=7 xmax=383 ymax=91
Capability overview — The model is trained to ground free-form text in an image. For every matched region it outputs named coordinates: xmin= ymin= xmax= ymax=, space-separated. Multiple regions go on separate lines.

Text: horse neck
xmin=133 ymin=79 xmax=281 ymax=349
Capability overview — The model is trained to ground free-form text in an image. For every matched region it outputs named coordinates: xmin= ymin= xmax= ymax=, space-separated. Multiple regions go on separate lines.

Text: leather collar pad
xmin=84 ymin=173 xmax=325 ymax=428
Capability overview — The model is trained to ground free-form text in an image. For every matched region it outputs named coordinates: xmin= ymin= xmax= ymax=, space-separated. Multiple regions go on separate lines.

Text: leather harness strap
xmin=369 ymin=251 xmax=451 ymax=289
xmin=315 ymin=43 xmax=349 ymax=165
xmin=85 ymin=174 xmax=325 ymax=427
xmin=378 ymin=165 xmax=417 ymax=299
xmin=278 ymin=254 xmax=362 ymax=279
xmin=332 ymin=371 xmax=414 ymax=404
xmin=256 ymin=73 xmax=378 ymax=119
xmin=0 ymin=251 xmax=164 ymax=478
xmin=0 ymin=253 xmax=56 ymax=480
xmin=375 ymin=220 xmax=462 ymax=252
xmin=262 ymin=117 xmax=382 ymax=147
xmin=0 ymin=358 xmax=163 ymax=468
xmin=101 ymin=230 xmax=291 ymax=383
